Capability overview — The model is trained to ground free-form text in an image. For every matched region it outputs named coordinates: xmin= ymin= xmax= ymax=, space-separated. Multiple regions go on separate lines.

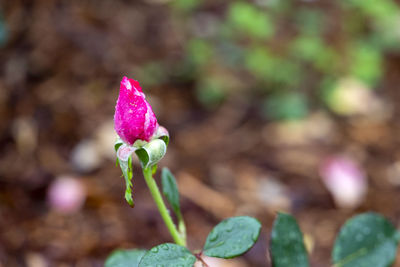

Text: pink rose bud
xmin=47 ymin=176 xmax=86 ymax=214
xmin=319 ymin=156 xmax=367 ymax=209
xmin=114 ymin=77 xmax=158 ymax=145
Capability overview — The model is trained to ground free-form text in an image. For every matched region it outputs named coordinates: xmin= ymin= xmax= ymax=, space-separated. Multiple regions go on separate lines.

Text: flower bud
xmin=114 ymin=77 xmax=157 ymax=145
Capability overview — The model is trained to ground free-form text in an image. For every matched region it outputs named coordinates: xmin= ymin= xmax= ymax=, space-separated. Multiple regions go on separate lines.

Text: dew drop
xmin=289 ymin=231 xmax=297 ymax=239
xmin=151 ymin=247 xmax=159 ymax=253
xmin=209 ymin=231 xmax=219 ymax=242
xmin=161 ymin=244 xmax=169 ymax=250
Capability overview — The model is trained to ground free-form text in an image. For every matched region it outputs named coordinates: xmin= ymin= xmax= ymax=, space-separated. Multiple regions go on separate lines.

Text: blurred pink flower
xmin=114 ymin=77 xmax=158 ymax=145
xmin=47 ymin=176 xmax=86 ymax=214
xmin=319 ymin=156 xmax=367 ymax=209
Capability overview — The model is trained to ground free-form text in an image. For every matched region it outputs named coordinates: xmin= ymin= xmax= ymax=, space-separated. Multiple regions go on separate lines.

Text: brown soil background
xmin=1 ymin=1 xmax=400 ymax=266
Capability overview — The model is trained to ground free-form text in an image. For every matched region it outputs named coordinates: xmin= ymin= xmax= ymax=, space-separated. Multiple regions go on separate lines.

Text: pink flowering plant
xmin=106 ymin=77 xmax=400 ymax=267
xmin=107 ymin=77 xmax=261 ymax=267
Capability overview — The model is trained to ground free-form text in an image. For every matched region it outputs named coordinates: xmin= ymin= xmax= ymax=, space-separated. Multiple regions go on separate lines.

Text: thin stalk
xmin=142 ymin=167 xmax=186 ymax=247
xmin=177 ymin=211 xmax=187 ymax=244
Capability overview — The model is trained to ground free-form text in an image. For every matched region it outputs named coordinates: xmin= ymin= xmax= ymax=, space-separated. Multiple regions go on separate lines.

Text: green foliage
xmin=263 ymin=92 xmax=308 ymax=120
xmin=158 ymin=0 xmax=400 ymax=117
xmin=295 ymin=8 xmax=325 ymax=36
xmin=203 ymin=216 xmax=261 ymax=259
xmin=342 ymin=0 xmax=399 ymax=20
xmin=186 ymin=39 xmax=214 ymax=67
xmin=171 ymin=0 xmax=200 ymax=12
xmin=348 ymin=43 xmax=382 ymax=86
xmin=332 ymin=212 xmax=399 ymax=267
xmin=139 ymin=243 xmax=196 ymax=267
xmin=161 ymin=168 xmax=181 ymax=217
xmin=227 ymin=2 xmax=274 ymax=40
xmin=136 ymin=62 xmax=167 ymax=87
xmin=105 ymin=249 xmax=147 ymax=267
xmin=244 ymin=48 xmax=301 ymax=87
xmin=270 ymin=213 xmax=309 ymax=267
xmin=244 ymin=47 xmax=273 ymax=80
xmin=196 ymin=77 xmax=226 ymax=107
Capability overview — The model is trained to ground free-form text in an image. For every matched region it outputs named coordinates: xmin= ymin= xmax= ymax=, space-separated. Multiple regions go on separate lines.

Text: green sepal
xmin=118 ymin=155 xmax=134 ymax=207
xmin=115 ymin=138 xmax=124 ymax=167
xmin=135 ymin=139 xmax=167 ymax=169
xmin=116 ymin=143 xmax=136 ymax=207
xmin=114 ymin=138 xmax=124 ymax=152
xmin=159 ymin=135 xmax=169 ymax=146
xmin=153 ymin=126 xmax=169 ymax=146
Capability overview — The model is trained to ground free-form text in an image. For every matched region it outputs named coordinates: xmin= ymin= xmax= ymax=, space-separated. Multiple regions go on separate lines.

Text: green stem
xmin=142 ymin=167 xmax=186 ymax=247
xmin=177 ymin=211 xmax=187 ymax=244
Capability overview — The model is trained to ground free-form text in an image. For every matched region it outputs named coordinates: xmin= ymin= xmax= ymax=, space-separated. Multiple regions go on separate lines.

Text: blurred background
xmin=1 ymin=0 xmax=400 ymax=266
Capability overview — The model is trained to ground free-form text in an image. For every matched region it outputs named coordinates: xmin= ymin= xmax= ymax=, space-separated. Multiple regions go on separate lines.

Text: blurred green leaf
xmin=105 ymin=249 xmax=146 ymax=267
xmin=291 ymin=35 xmax=338 ymax=73
xmin=171 ymin=0 xmax=200 ymax=12
xmin=370 ymin=14 xmax=400 ymax=50
xmin=343 ymin=0 xmax=399 ymax=20
xmin=263 ymin=92 xmax=308 ymax=120
xmin=161 ymin=168 xmax=181 ymax=217
xmin=349 ymin=43 xmax=382 ymax=86
xmin=139 ymin=243 xmax=196 ymax=267
xmin=227 ymin=2 xmax=274 ymax=40
xmin=332 ymin=212 xmax=399 ymax=267
xmin=263 ymin=0 xmax=293 ymax=13
xmin=217 ymin=42 xmax=244 ymax=67
xmin=136 ymin=62 xmax=166 ymax=87
xmin=196 ymin=77 xmax=226 ymax=107
xmin=291 ymin=36 xmax=325 ymax=62
xmin=203 ymin=216 xmax=261 ymax=259
xmin=187 ymin=39 xmax=214 ymax=67
xmin=245 ymin=48 xmax=301 ymax=86
xmin=270 ymin=213 xmax=309 ymax=267
xmin=245 ymin=47 xmax=273 ymax=79
xmin=295 ymin=8 xmax=325 ymax=36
